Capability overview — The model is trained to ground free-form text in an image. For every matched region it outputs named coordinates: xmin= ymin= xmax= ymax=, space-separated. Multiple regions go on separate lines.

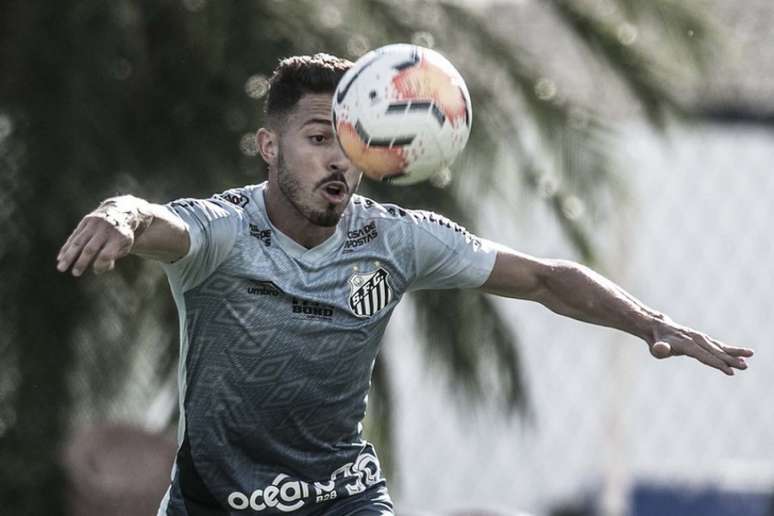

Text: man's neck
xmin=263 ymin=183 xmax=337 ymax=249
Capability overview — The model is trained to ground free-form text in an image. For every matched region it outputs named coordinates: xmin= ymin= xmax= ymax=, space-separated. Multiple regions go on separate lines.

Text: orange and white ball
xmin=332 ymin=44 xmax=472 ymax=185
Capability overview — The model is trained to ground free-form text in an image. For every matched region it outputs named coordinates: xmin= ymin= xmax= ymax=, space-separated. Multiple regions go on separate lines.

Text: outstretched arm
xmin=57 ymin=195 xmax=189 ymax=276
xmin=479 ymin=248 xmax=753 ymax=375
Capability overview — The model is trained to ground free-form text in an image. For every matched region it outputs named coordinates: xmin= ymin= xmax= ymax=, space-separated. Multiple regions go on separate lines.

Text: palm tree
xmin=0 ymin=0 xmax=709 ymax=512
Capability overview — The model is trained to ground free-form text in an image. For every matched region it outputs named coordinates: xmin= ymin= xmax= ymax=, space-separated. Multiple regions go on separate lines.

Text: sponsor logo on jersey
xmin=221 ymin=192 xmax=250 ymax=207
xmin=348 ymin=268 xmax=392 ymax=318
xmin=249 ymin=224 xmax=271 ymax=246
xmin=247 ymin=280 xmax=282 ymax=296
xmin=344 ymin=221 xmax=378 ymax=252
xmin=227 ymin=451 xmax=382 ymax=512
xmin=291 ymin=298 xmax=334 ymax=320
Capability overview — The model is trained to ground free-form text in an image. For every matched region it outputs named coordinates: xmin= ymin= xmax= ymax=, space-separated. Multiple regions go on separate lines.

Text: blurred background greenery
xmin=2 ymin=0 xmax=767 ymax=514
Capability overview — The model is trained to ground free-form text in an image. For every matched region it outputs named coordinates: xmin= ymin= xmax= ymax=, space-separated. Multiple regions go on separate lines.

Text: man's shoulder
xmin=345 ymin=195 xmax=478 ymax=252
xmin=213 ymin=183 xmax=265 ymax=211
xmin=348 ymin=194 xmax=446 ymax=223
xmin=347 ymin=194 xmax=411 ymax=223
xmin=348 ymin=194 xmax=466 ymax=232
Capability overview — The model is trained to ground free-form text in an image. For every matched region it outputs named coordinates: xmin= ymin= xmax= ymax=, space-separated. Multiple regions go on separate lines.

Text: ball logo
xmin=348 ymin=268 xmax=392 ymax=318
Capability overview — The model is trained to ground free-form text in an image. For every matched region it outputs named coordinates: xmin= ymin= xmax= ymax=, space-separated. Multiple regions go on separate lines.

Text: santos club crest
xmin=349 ymin=268 xmax=393 ymax=318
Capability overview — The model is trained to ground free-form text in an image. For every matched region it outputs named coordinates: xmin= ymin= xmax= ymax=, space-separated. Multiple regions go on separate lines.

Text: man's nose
xmin=328 ymin=144 xmax=352 ymax=172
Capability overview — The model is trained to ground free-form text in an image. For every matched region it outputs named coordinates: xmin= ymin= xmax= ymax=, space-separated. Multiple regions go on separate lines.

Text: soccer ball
xmin=332 ymin=44 xmax=472 ymax=185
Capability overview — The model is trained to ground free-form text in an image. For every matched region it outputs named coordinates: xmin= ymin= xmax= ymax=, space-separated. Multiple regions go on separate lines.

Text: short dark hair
xmin=264 ymin=53 xmax=352 ymax=128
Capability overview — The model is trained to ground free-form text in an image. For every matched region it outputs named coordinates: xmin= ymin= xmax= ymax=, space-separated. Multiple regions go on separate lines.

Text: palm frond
xmin=614 ymin=0 xmax=714 ymax=66
xmin=550 ymin=0 xmax=708 ymax=127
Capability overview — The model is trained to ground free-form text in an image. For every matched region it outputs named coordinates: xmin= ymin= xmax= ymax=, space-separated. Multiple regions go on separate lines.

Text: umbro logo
xmin=246 ymin=280 xmax=282 ymax=296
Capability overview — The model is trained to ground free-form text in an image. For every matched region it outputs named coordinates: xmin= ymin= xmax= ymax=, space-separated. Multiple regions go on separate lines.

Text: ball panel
xmin=335 ymin=52 xmax=381 ymax=106
xmin=336 ymin=120 xmax=408 ymax=179
xmin=390 ymin=55 xmax=468 ymax=128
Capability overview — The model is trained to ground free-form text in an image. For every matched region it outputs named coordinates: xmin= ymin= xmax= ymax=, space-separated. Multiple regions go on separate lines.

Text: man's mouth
xmin=319 ymin=181 xmax=348 ymax=204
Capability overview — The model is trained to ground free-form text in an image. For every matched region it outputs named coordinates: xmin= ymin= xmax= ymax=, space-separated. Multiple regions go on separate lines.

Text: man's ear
xmin=257 ymin=128 xmax=278 ymax=165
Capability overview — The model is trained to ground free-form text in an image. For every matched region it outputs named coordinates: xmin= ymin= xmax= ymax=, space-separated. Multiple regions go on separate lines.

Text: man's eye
xmin=310 ymin=135 xmax=327 ymax=144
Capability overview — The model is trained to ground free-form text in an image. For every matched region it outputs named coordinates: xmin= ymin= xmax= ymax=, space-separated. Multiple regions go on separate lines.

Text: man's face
xmin=267 ymin=93 xmax=362 ymax=227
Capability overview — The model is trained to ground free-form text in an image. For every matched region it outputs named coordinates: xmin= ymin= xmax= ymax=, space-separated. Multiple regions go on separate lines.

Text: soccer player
xmin=56 ymin=54 xmax=753 ymax=516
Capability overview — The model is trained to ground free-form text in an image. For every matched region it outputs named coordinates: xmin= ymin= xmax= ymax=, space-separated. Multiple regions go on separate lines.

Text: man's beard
xmin=276 ymin=148 xmax=342 ymax=227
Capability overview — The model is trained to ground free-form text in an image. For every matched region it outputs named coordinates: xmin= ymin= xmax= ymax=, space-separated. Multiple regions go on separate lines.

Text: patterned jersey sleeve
xmin=406 ymin=210 xmax=498 ymax=291
xmin=161 ymin=190 xmax=249 ymax=293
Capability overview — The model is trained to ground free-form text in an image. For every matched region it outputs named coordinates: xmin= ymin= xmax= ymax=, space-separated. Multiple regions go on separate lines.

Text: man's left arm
xmin=479 ymin=248 xmax=754 ymax=375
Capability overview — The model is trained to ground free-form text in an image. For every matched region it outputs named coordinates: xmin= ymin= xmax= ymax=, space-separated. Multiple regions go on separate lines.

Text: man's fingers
xmin=71 ymin=233 xmax=108 ymax=277
xmin=57 ymin=217 xmax=89 ymax=262
xmin=691 ymin=346 xmax=734 ymax=376
xmin=651 ymin=326 xmax=751 ymax=375
xmin=651 ymin=340 xmax=686 ymax=357
xmin=725 ymin=347 xmax=754 ymax=357
xmin=59 ymin=215 xmax=134 ymax=276
xmin=57 ymin=218 xmax=97 ymax=272
xmin=712 ymin=339 xmax=754 ymax=358
xmin=93 ymin=259 xmax=116 ymax=275
xmin=700 ymin=335 xmax=749 ymax=370
xmin=652 ymin=338 xmax=734 ymax=375
xmin=650 ymin=341 xmax=672 ymax=359
xmin=92 ymin=239 xmax=128 ymax=275
xmin=722 ymin=345 xmax=753 ymax=369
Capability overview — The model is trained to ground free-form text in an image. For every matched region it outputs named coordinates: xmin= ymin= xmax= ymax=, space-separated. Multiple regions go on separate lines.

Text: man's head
xmin=257 ymin=53 xmax=360 ymax=228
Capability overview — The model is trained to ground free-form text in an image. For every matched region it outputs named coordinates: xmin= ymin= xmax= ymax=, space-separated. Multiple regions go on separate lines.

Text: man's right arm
xmin=57 ymin=195 xmax=189 ymax=277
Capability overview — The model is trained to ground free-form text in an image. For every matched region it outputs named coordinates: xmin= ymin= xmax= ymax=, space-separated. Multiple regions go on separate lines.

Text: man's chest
xmin=212 ymin=237 xmax=409 ymax=328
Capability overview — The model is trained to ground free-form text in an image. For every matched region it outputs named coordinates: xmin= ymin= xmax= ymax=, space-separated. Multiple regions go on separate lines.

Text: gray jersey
xmin=157 ymin=182 xmax=497 ymax=515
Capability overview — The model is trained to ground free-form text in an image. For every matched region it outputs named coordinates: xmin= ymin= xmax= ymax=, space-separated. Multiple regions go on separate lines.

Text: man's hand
xmin=57 ymin=211 xmax=136 ymax=276
xmin=647 ymin=319 xmax=753 ymax=376
xmin=57 ymin=196 xmax=189 ymax=275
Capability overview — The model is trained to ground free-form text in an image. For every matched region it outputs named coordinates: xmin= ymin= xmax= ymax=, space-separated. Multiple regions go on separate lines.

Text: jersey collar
xmin=257 ymin=186 xmax=346 ymax=264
